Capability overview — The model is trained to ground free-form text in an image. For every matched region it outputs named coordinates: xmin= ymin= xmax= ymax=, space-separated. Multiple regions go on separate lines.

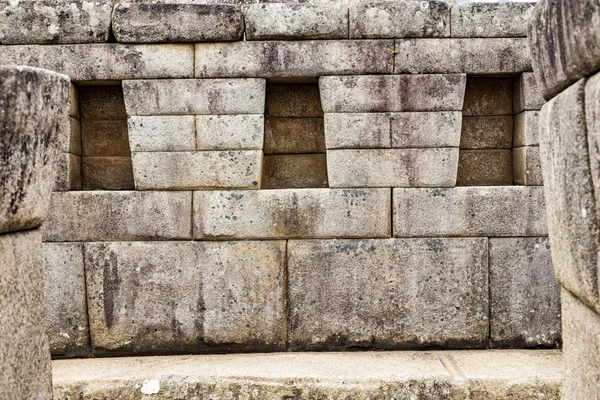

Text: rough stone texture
xmin=456 ymin=149 xmax=513 ymax=186
xmin=54 ymin=153 xmax=82 ymax=192
xmin=82 ymin=121 xmax=130 ymax=156
xmin=539 ymin=79 xmax=600 ymax=314
xmin=0 ymin=44 xmax=194 ymax=81
xmin=128 ymin=116 xmax=195 ymax=152
xmin=585 ymin=72 xmax=600 ymax=248
xmin=79 ymin=85 xmax=127 ymax=120
xmin=123 ymin=79 xmax=265 ymax=116
xmin=42 ymin=191 xmax=192 ymax=242
xmin=391 ymin=111 xmax=462 ymax=148
xmin=266 ymin=84 xmax=323 ymax=118
xmin=131 ymin=151 xmax=262 ymax=190
xmin=489 ymin=237 xmax=561 ymax=348
xmin=265 ymin=118 xmax=326 ymax=153
xmin=395 ymin=38 xmax=532 ymax=74
xmin=460 ymin=116 xmax=513 ymax=149
xmin=451 ymin=2 xmax=535 ymax=38
xmin=319 ymin=75 xmax=466 ymax=112
xmin=288 ymin=238 xmax=488 ymax=350
xmin=513 ymin=146 xmax=543 ymax=186
xmin=327 ymin=149 xmax=459 ymax=188
xmin=57 ymin=116 xmax=81 ymax=155
xmin=113 ymin=3 xmax=243 ymax=43
xmin=196 ymin=115 xmax=264 ymax=150
xmin=194 ymin=189 xmax=391 ymax=239
xmin=262 ymin=154 xmax=328 ymax=189
xmin=514 ymin=72 xmax=545 ymax=113
xmin=349 ymin=1 xmax=450 ymax=39
xmin=0 ymin=0 xmax=112 ymax=44
xmin=195 ymin=40 xmax=393 ymax=78
xmin=393 ymin=186 xmax=547 ymax=237
xmin=324 ymin=113 xmax=389 ymax=149
xmin=69 ymin=83 xmax=79 ymax=119
xmin=42 ymin=243 xmax=90 ymax=357
xmin=0 ymin=66 xmax=69 ymax=234
xmin=514 ymin=111 xmax=540 ymax=147
xmin=82 ymin=156 xmax=135 ymax=190
xmin=462 ymin=77 xmax=513 ymax=117
xmin=528 ymin=0 xmax=600 ymax=100
xmin=245 ymin=3 xmax=347 ymax=40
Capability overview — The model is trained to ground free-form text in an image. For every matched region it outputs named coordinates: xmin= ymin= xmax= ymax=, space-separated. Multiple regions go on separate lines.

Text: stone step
xmin=52 ymin=350 xmax=562 ymax=399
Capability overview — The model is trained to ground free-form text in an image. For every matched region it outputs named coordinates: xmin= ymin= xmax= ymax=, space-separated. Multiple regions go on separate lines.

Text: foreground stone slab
xmin=43 ymin=192 xmax=192 ymax=242
xmin=513 ymin=146 xmax=543 ymax=186
xmin=450 ymin=2 xmax=535 ymax=38
xmin=288 ymin=238 xmax=487 ymax=350
xmin=113 ymin=3 xmax=243 ymax=43
xmin=196 ymin=115 xmax=264 ymax=150
xmin=324 ymin=113 xmax=391 ymax=149
xmin=128 ymin=116 xmax=195 ymax=152
xmin=393 ymin=187 xmax=547 ymax=237
xmin=194 ymin=189 xmax=391 ymax=239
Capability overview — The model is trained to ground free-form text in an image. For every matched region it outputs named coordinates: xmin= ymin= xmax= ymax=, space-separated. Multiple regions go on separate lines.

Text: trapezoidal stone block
xmin=513 ymin=146 xmax=543 ymax=186
xmin=196 ymin=115 xmax=264 ymax=151
xmin=450 ymin=2 xmax=535 ymax=38
xmin=324 ymin=113 xmax=391 ymax=149
xmin=391 ymin=111 xmax=462 ymax=148
xmin=393 ymin=186 xmax=547 ymax=237
xmin=128 ymin=116 xmax=196 ymax=152
xmin=194 ymin=189 xmax=391 ymax=240
xmin=288 ymin=238 xmax=488 ymax=350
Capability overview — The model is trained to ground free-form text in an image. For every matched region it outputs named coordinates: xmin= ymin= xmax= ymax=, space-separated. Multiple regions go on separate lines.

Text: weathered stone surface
xmin=82 ymin=156 xmax=134 ymax=190
xmin=245 ymin=3 xmax=347 ymax=40
xmin=514 ymin=111 xmax=540 ymax=147
xmin=514 ymin=72 xmax=545 ymax=113
xmin=324 ymin=113 xmax=390 ymax=149
xmin=451 ymin=2 xmax=535 ymax=38
xmin=128 ymin=116 xmax=195 ymax=152
xmin=460 ymin=116 xmax=513 ymax=149
xmin=456 ymin=149 xmax=513 ymax=186
xmin=79 ymin=86 xmax=127 ymax=120
xmin=265 ymin=118 xmax=326 ymax=153
xmin=288 ymin=238 xmax=488 ymax=350
xmin=69 ymin=83 xmax=79 ymax=119
xmin=0 ymin=66 xmax=69 ymax=234
xmin=395 ymin=38 xmax=531 ymax=74
xmin=0 ymin=231 xmax=52 ymax=399
xmin=123 ymin=79 xmax=265 ymax=115
xmin=42 ymin=243 xmax=90 ymax=357
xmin=349 ymin=1 xmax=450 ymax=39
xmin=82 ymin=121 xmax=130 ymax=156
xmin=43 ymin=191 xmax=192 ymax=241
xmin=528 ymin=0 xmax=600 ymax=100
xmin=196 ymin=115 xmax=264 ymax=150
xmin=393 ymin=186 xmax=547 ymax=237
xmin=463 ymin=77 xmax=513 ymax=116
xmin=0 ymin=44 xmax=194 ymax=81
xmin=585 ymin=72 xmax=600 ymax=244
xmin=57 ymin=116 xmax=81 ymax=155
xmin=194 ymin=189 xmax=391 ymax=239
xmin=84 ymin=241 xmax=286 ymax=354
xmin=513 ymin=146 xmax=543 ymax=186
xmin=113 ymin=3 xmax=243 ymax=43
xmin=392 ymin=111 xmax=461 ymax=148
xmin=54 ymin=153 xmax=82 ymax=192
xmin=0 ymin=0 xmax=112 ymax=44
xmin=131 ymin=151 xmax=262 ymax=190
xmin=489 ymin=237 xmax=561 ymax=348
xmin=195 ymin=40 xmax=393 ymax=78
xmin=266 ymin=84 xmax=323 ymax=118
xmin=262 ymin=154 xmax=328 ymax=189
xmin=328 ymin=149 xmax=458 ymax=188
xmin=320 ymin=75 xmax=466 ymax=112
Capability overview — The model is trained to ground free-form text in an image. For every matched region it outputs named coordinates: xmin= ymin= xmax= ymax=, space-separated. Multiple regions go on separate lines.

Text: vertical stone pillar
xmin=0 ymin=66 xmax=69 ymax=399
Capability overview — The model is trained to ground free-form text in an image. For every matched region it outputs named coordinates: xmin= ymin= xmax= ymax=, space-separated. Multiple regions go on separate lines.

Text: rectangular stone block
xmin=54 ymin=153 xmax=82 ymax=192
xmin=262 ymin=154 xmax=328 ymax=189
xmin=128 ymin=116 xmax=195 ymax=152
xmin=450 ymin=2 xmax=535 ymax=38
xmin=328 ymin=149 xmax=458 ymax=188
xmin=42 ymin=243 xmax=90 ymax=357
xmin=194 ymin=189 xmax=391 ymax=239
xmin=265 ymin=118 xmax=326 ymax=154
xmin=245 ymin=3 xmax=347 ymax=40
xmin=460 ymin=116 xmax=513 ymax=149
xmin=196 ymin=115 xmax=264 ymax=151
xmin=131 ymin=151 xmax=262 ymax=190
xmin=113 ymin=3 xmax=243 ymax=43
xmin=266 ymin=84 xmax=323 ymax=118
xmin=391 ymin=111 xmax=461 ymax=148
xmin=395 ymin=38 xmax=532 ymax=74
xmin=457 ymin=149 xmax=513 ymax=186
xmin=288 ymin=238 xmax=488 ymax=350
xmin=79 ymin=86 xmax=127 ymax=121
xmin=513 ymin=146 xmax=543 ymax=186
xmin=122 ymin=79 xmax=265 ymax=116
xmin=324 ymin=113 xmax=391 ymax=149
xmin=57 ymin=116 xmax=81 ymax=155
xmin=393 ymin=186 xmax=547 ymax=237
xmin=82 ymin=120 xmax=130 ymax=156
xmin=84 ymin=241 xmax=286 ymax=354
xmin=349 ymin=1 xmax=450 ymax=39
xmin=489 ymin=237 xmax=561 ymax=348
xmin=463 ymin=77 xmax=513 ymax=117
xmin=42 ymin=191 xmax=192 ymax=241
xmin=514 ymin=111 xmax=540 ymax=147
xmin=82 ymin=156 xmax=134 ymax=190
xmin=514 ymin=73 xmax=546 ymax=113
xmin=195 ymin=40 xmax=393 ymax=78
xmin=320 ymin=75 xmax=466 ymax=112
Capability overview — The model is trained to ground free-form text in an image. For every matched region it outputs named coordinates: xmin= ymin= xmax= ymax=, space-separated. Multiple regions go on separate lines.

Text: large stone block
xmin=395 ymin=38 xmax=531 ymax=74
xmin=514 ymin=111 xmax=540 ymax=147
xmin=82 ymin=156 xmax=134 ymax=190
xmin=82 ymin=120 xmax=130 ymax=156
xmin=54 ymin=153 xmax=82 ymax=192
xmin=79 ymin=86 xmax=127 ymax=120
xmin=513 ymin=146 xmax=543 ymax=186
xmin=391 ymin=111 xmax=461 ymax=148
xmin=245 ymin=3 xmax=347 ymax=40
xmin=265 ymin=118 xmax=326 ymax=153
xmin=324 ymin=113 xmax=391 ymax=149
xmin=451 ymin=2 xmax=535 ymax=38
xmin=0 ymin=0 xmax=112 ymax=44
xmin=122 ymin=79 xmax=265 ymax=116
xmin=393 ymin=186 xmax=547 ymax=237
xmin=128 ymin=116 xmax=195 ymax=152
xmin=514 ymin=72 xmax=545 ymax=113
xmin=196 ymin=115 xmax=264 ymax=151
xmin=84 ymin=241 xmax=286 ymax=354
xmin=195 ymin=40 xmax=393 ymax=78
xmin=489 ymin=237 xmax=561 ymax=348
xmin=265 ymin=84 xmax=323 ymax=118
xmin=42 ymin=243 xmax=90 ymax=357
xmin=113 ymin=3 xmax=243 ymax=43
xmin=194 ymin=189 xmax=391 ymax=239
xmin=262 ymin=154 xmax=328 ymax=189
xmin=456 ymin=149 xmax=513 ymax=186
xmin=349 ymin=1 xmax=450 ymax=39
xmin=288 ymin=238 xmax=488 ymax=350
xmin=42 ymin=191 xmax=192 ymax=242
xmin=462 ymin=77 xmax=513 ymax=117
xmin=319 ymin=75 xmax=466 ymax=112
xmin=327 ymin=149 xmax=459 ymax=188
xmin=460 ymin=116 xmax=513 ymax=149
xmin=131 ymin=151 xmax=262 ymax=190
